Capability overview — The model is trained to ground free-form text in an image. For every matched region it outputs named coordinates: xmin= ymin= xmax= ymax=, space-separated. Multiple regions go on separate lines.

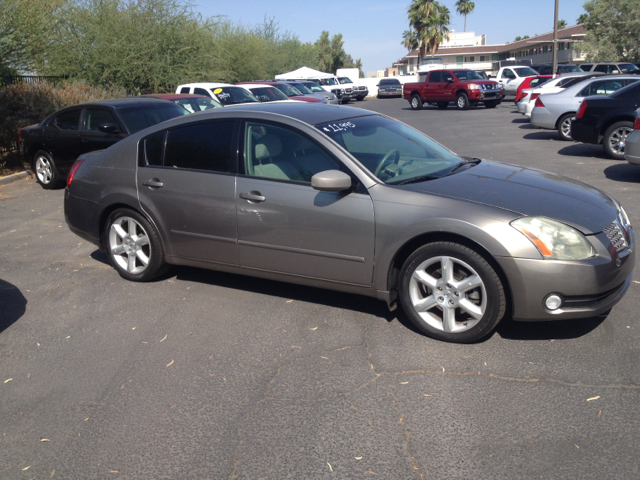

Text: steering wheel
xmin=374 ymin=149 xmax=401 ymax=177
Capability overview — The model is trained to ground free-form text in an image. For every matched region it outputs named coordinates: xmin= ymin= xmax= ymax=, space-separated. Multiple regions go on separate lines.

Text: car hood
xmin=461 ymin=80 xmax=499 ymax=86
xmin=401 ymin=160 xmax=617 ymax=234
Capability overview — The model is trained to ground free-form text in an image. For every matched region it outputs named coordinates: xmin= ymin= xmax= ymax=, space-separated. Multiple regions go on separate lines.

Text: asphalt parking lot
xmin=2 ymin=97 xmax=640 ymax=479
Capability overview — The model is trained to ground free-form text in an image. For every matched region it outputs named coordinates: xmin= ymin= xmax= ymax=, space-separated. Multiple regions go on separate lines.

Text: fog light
xmin=545 ymin=294 xmax=563 ymax=310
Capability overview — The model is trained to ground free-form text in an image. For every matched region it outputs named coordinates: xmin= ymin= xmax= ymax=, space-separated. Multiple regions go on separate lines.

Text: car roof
xmin=144 ymin=94 xmax=212 ymax=100
xmin=178 ymin=83 xmax=234 ymax=88
xmin=236 ymin=81 xmax=285 ymax=86
xmin=58 ymin=97 xmax=174 ymax=109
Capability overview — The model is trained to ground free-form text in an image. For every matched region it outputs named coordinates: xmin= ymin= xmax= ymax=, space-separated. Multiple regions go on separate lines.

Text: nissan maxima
xmin=64 ymin=103 xmax=634 ymax=343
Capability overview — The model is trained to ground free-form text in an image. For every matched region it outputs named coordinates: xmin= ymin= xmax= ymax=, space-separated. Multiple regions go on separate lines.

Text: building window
xmin=492 ymin=54 xmax=498 ymax=61
xmin=558 ymin=42 xmax=565 ymax=50
xmin=543 ymin=46 xmax=548 ymax=53
xmin=529 ymin=48 xmax=534 ymax=55
xmin=456 ymin=56 xmax=463 ymax=64
xmin=479 ymin=55 xmax=485 ymax=62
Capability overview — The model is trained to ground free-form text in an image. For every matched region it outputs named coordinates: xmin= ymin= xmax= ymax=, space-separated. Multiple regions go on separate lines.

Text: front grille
xmin=357 ymin=86 xmax=366 ymax=91
xmin=563 ymin=283 xmax=624 ymax=308
xmin=344 ymin=88 xmax=352 ymax=94
xmin=604 ymin=220 xmax=628 ymax=252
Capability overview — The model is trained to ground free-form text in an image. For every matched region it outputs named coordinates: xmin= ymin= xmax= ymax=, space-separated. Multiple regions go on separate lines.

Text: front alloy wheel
xmin=399 ymin=242 xmax=506 ymax=343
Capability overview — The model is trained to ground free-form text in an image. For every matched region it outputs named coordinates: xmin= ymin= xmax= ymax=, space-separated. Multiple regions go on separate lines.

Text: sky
xmin=197 ymin=0 xmax=588 ymax=74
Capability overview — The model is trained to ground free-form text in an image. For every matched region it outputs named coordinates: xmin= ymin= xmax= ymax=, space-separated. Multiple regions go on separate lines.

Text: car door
xmin=43 ymin=108 xmax=83 ymax=167
xmin=499 ymin=69 xmax=517 ymax=94
xmin=79 ymin=107 xmax=126 ymax=154
xmin=424 ymin=72 xmax=441 ymax=100
xmin=235 ymin=120 xmax=375 ymax=286
xmin=137 ymin=120 xmax=240 ymax=265
xmin=440 ymin=71 xmax=456 ymax=100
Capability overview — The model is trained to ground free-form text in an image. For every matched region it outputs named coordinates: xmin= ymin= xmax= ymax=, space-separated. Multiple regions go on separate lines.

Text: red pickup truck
xmin=403 ymin=69 xmax=503 ymax=110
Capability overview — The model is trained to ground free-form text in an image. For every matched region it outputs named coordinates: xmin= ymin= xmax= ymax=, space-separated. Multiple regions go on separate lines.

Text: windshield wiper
xmin=445 ymin=158 xmax=481 ymax=176
xmin=397 ymin=175 xmax=440 ymax=185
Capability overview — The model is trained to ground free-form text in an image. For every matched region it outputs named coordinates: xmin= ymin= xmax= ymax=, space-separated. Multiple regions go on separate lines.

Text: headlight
xmin=468 ymin=84 xmax=481 ymax=90
xmin=511 ymin=217 xmax=595 ymax=260
xmin=618 ymin=204 xmax=632 ymax=230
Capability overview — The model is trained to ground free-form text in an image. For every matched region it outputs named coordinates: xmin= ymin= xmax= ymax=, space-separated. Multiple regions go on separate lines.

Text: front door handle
xmin=142 ymin=179 xmax=164 ymax=188
xmin=240 ymin=191 xmax=266 ymax=202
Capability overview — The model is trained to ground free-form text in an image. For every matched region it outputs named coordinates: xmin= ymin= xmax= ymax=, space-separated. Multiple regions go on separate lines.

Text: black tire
xmin=103 ymin=208 xmax=169 ymax=282
xmin=32 ymin=150 xmax=62 ymax=189
xmin=455 ymin=92 xmax=470 ymax=110
xmin=341 ymin=98 xmax=350 ymax=104
xmin=485 ymin=100 xmax=498 ymax=109
xmin=557 ymin=113 xmax=574 ymax=141
xmin=398 ymin=242 xmax=506 ymax=343
xmin=436 ymin=102 xmax=448 ymax=109
xmin=603 ymin=121 xmax=634 ymax=160
xmin=410 ymin=94 xmax=423 ymax=110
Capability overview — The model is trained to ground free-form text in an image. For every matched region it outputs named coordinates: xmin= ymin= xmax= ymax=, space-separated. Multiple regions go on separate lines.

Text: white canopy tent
xmin=274 ymin=66 xmax=334 ymax=79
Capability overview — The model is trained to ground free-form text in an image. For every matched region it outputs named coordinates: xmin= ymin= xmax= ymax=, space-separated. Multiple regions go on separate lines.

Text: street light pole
xmin=552 ymin=0 xmax=559 ymax=77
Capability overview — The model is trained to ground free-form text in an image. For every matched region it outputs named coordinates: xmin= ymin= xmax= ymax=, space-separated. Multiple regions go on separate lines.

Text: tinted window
xmin=428 ymin=72 xmax=442 ymax=82
xmin=501 ymin=69 xmax=515 ymax=79
xmin=580 ymin=64 xmax=592 ymax=71
xmin=557 ymin=77 xmax=577 ymax=87
xmin=288 ymin=83 xmax=312 ymax=94
xmin=180 ymin=87 xmax=190 ymax=94
xmin=55 ymin=110 xmax=81 ymax=130
xmin=594 ymin=65 xmax=608 ymax=73
xmin=174 ymin=97 xmax=221 ymax=113
xmin=513 ymin=67 xmax=539 ymax=77
xmin=529 ymin=78 xmax=546 ymax=88
xmin=249 ymin=87 xmax=289 ymax=102
xmin=117 ymin=103 xmax=188 ymax=133
xmin=619 ymin=63 xmax=640 ymax=73
xmin=164 ymin=121 xmax=234 ymax=172
xmin=194 ymin=88 xmax=211 ymax=97
xmin=379 ymin=79 xmax=401 ymax=86
xmin=144 ymin=131 xmax=165 ymax=166
xmin=85 ymin=109 xmax=118 ymax=132
xmin=244 ymin=122 xmax=341 ymax=183
xmin=442 ymin=72 xmax=454 ymax=82
xmin=214 ymin=87 xmax=259 ymax=105
xmin=272 ymin=84 xmax=303 ymax=96
xmin=593 ymin=80 xmax=624 ymax=95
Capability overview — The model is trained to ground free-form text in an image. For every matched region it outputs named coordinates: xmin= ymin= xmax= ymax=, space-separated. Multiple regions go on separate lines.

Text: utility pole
xmin=552 ymin=0 xmax=559 ymax=77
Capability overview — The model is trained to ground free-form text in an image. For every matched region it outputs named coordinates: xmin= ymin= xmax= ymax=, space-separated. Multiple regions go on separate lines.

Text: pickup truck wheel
xmin=33 ymin=151 xmax=62 ymax=189
xmin=557 ymin=113 xmax=574 ymax=141
xmin=436 ymin=102 xmax=448 ymax=109
xmin=603 ymin=121 xmax=634 ymax=160
xmin=410 ymin=94 xmax=423 ymax=110
xmin=455 ymin=93 xmax=470 ymax=110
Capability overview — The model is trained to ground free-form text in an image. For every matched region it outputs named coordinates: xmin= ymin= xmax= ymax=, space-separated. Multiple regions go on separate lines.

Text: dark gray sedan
xmin=64 ymin=103 xmax=634 ymax=343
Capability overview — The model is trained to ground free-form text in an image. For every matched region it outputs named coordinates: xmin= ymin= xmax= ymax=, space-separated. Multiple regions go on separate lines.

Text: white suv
xmin=175 ymin=83 xmax=260 ymax=106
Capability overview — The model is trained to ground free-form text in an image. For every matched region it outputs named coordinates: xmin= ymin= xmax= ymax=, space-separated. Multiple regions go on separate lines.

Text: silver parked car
xmin=64 ymin=103 xmax=634 ymax=343
xmin=625 ymin=108 xmax=640 ymax=165
xmin=531 ymin=75 xmax=640 ymax=140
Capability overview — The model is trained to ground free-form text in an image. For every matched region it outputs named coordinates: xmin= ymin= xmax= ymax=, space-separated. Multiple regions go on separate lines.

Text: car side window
xmin=163 ymin=121 xmax=235 ymax=172
xmin=244 ymin=121 xmax=341 ymax=183
xmin=594 ymin=65 xmax=608 ymax=73
xmin=85 ymin=109 xmax=118 ymax=132
xmin=180 ymin=87 xmax=190 ymax=94
xmin=442 ymin=72 xmax=454 ymax=82
xmin=143 ymin=131 xmax=165 ymax=166
xmin=428 ymin=72 xmax=441 ymax=83
xmin=580 ymin=64 xmax=592 ymax=71
xmin=609 ymin=65 xmax=620 ymax=74
xmin=501 ymin=69 xmax=515 ymax=79
xmin=193 ymin=88 xmax=211 ymax=98
xmin=594 ymin=80 xmax=623 ymax=95
xmin=55 ymin=110 xmax=81 ymax=131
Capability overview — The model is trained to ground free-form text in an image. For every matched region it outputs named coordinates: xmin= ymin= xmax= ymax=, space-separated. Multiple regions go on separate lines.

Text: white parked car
xmin=176 ymin=83 xmax=260 ymax=106
xmin=531 ymin=75 xmax=640 ymax=140
xmin=495 ymin=66 xmax=539 ymax=95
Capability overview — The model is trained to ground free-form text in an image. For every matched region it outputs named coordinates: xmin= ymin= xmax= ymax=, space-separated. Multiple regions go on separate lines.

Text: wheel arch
xmin=554 ymin=111 xmax=576 ymax=130
xmin=97 ymin=202 xmax=167 ymax=254
xmin=455 ymin=89 xmax=468 ymax=98
xmin=598 ymin=115 xmax=635 ymax=144
xmin=385 ymin=231 xmax=514 ymax=317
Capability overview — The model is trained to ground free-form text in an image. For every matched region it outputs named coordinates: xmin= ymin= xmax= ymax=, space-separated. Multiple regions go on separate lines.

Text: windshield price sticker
xmin=217 ymin=92 xmax=230 ymax=100
xmin=322 ymin=122 xmax=356 ymax=133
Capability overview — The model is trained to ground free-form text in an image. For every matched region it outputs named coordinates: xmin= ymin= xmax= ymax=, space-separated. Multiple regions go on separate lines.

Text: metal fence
xmin=1 ymin=75 xmax=67 ymax=87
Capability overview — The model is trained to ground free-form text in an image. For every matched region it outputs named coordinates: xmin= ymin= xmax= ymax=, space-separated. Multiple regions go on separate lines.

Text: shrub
xmin=0 ymin=81 xmax=126 ymax=152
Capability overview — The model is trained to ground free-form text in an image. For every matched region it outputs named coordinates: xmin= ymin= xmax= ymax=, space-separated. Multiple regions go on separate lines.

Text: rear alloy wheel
xmin=399 ymin=242 xmax=506 ymax=343
xmin=557 ymin=113 xmax=574 ymax=141
xmin=33 ymin=151 xmax=61 ymax=189
xmin=455 ymin=93 xmax=470 ymax=110
xmin=603 ymin=121 xmax=634 ymax=160
xmin=436 ymin=102 xmax=448 ymax=109
xmin=410 ymin=94 xmax=423 ymax=110
xmin=104 ymin=209 xmax=168 ymax=282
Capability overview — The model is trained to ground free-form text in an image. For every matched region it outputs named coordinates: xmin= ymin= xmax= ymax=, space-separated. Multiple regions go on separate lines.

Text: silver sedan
xmin=64 ymin=103 xmax=634 ymax=343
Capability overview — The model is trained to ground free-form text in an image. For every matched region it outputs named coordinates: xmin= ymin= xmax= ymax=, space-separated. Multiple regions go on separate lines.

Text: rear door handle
xmin=240 ymin=191 xmax=266 ymax=202
xmin=142 ymin=179 xmax=164 ymax=188
xmin=81 ymin=138 xmax=90 ymax=142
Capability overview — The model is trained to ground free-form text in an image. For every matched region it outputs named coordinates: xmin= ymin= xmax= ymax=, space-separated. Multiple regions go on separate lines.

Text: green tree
xmin=557 ymin=19 xmax=567 ymax=29
xmin=455 ymin=0 xmax=475 ymax=33
xmin=514 ymin=36 xmax=522 ymax=42
xmin=577 ymin=13 xmax=588 ymax=24
xmin=405 ymin=0 xmax=451 ymax=61
xmin=579 ymin=0 xmax=640 ymax=62
xmin=315 ymin=30 xmax=332 ymax=72
xmin=401 ymin=29 xmax=419 ymax=53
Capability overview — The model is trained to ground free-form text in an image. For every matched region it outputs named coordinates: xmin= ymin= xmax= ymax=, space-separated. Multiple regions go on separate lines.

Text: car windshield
xmin=289 ymin=83 xmax=313 ymax=94
xmin=214 ymin=87 xmax=260 ymax=105
xmin=174 ymin=97 xmax=222 ymax=113
xmin=302 ymin=82 xmax=324 ymax=92
xmin=514 ymin=67 xmax=539 ymax=77
xmin=338 ymin=77 xmax=354 ymax=84
xmin=247 ymin=87 xmax=289 ymax=102
xmin=453 ymin=70 xmax=486 ymax=80
xmin=380 ymin=79 xmax=401 ymax=86
xmin=619 ymin=63 xmax=640 ymax=73
xmin=316 ymin=115 xmax=464 ymax=184
xmin=118 ymin=103 xmax=189 ymax=133
xmin=475 ymin=71 xmax=488 ymax=79
xmin=274 ymin=84 xmax=303 ymax=96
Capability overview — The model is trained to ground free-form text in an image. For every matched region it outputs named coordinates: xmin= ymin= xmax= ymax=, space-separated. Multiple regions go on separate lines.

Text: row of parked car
xmin=513 ymin=70 xmax=640 ymax=161
xmin=19 ymin=76 xmax=370 ymax=189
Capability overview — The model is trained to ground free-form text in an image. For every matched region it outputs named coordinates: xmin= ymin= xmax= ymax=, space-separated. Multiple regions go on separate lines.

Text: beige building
xmin=394 ymin=25 xmax=586 ymax=75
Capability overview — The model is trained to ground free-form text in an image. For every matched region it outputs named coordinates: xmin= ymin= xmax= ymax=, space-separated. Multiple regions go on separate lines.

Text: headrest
xmin=255 ymin=135 xmax=282 ymax=160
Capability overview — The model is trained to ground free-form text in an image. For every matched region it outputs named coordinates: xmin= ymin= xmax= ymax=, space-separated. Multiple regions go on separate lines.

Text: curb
xmin=0 ymin=170 xmax=34 ymax=186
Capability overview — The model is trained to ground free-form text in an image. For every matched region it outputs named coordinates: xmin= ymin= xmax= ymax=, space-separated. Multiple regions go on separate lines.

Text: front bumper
xmin=469 ymin=88 xmax=501 ymax=102
xmin=625 ymin=130 xmax=640 ymax=165
xmin=378 ymin=88 xmax=402 ymax=96
xmin=496 ymin=230 xmax=635 ymax=321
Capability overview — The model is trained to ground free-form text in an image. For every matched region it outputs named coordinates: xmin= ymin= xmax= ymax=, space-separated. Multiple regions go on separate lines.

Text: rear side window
xmin=55 ymin=110 xmax=81 ymax=130
xmin=593 ymin=80 xmax=624 ymax=95
xmin=580 ymin=64 xmax=592 ymax=71
xmin=428 ymin=72 xmax=441 ymax=83
xmin=594 ymin=65 xmax=609 ymax=73
xmin=180 ymin=87 xmax=190 ymax=94
xmin=85 ymin=109 xmax=118 ymax=132
xmin=118 ymin=103 xmax=188 ymax=133
xmin=164 ymin=121 xmax=235 ymax=172
xmin=194 ymin=88 xmax=211 ymax=97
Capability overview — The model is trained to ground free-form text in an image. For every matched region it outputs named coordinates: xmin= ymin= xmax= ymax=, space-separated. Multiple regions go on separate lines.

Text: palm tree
xmin=576 ymin=13 xmax=588 ymax=24
xmin=403 ymin=0 xmax=451 ymax=61
xmin=455 ymin=0 xmax=475 ymax=33
xmin=401 ymin=29 xmax=418 ymax=53
xmin=425 ymin=4 xmax=451 ymax=55
xmin=557 ymin=19 xmax=567 ymax=29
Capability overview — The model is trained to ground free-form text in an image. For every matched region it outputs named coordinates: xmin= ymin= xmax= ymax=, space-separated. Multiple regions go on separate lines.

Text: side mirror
xmin=311 ymin=170 xmax=352 ymax=192
xmin=98 ymin=123 xmax=120 ymax=134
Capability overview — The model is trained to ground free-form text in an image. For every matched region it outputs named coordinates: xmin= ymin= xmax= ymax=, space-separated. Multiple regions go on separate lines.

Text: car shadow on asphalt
xmin=604 ymin=163 xmax=640 ymax=182
xmin=557 ymin=144 xmax=609 ymax=159
xmin=511 ymin=118 xmax=529 ymax=124
xmin=0 ymin=279 xmax=27 ymax=333
xmin=91 ymin=250 xmax=111 ymax=265
xmin=522 ymin=131 xmax=567 ymax=141
xmin=495 ymin=314 xmax=606 ymax=340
